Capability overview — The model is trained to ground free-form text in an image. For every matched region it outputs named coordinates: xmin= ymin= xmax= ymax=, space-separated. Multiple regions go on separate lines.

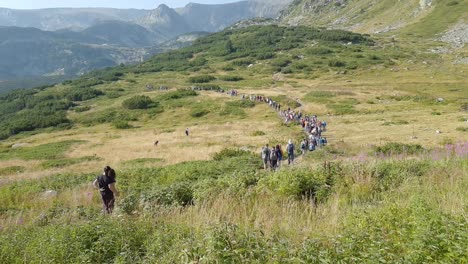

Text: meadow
xmin=0 ymin=24 xmax=466 ymax=262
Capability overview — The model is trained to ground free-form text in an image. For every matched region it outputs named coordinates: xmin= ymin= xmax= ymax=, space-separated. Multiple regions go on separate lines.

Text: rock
xmin=437 ymin=98 xmax=444 ymax=102
xmin=41 ymin=190 xmax=58 ymax=199
xmin=436 ymin=130 xmax=441 ymax=134
xmin=11 ymin=143 xmax=28 ymax=148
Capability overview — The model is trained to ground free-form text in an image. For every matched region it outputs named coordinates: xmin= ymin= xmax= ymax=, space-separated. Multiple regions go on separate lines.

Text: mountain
xmin=0 ymin=7 xmax=149 ymax=31
xmin=0 ymin=0 xmax=295 ymax=89
xmin=81 ymin=20 xmax=162 ymax=48
xmin=0 ymin=25 xmax=153 ymax=79
xmin=137 ymin=4 xmax=193 ymax=39
xmin=280 ymin=0 xmax=467 ymax=36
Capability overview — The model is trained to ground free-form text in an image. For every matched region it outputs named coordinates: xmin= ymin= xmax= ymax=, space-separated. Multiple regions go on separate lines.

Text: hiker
xmin=185 ymin=128 xmax=189 ymax=136
xmin=309 ymin=140 xmax=315 ymax=151
xmin=286 ymin=139 xmax=295 ymax=165
xmin=154 ymin=140 xmax=159 ymax=146
xmin=300 ymin=139 xmax=307 ymax=155
xmin=93 ymin=166 xmax=119 ymax=214
xmin=261 ymin=144 xmax=271 ymax=170
xmin=270 ymin=146 xmax=278 ymax=170
xmin=276 ymin=145 xmax=283 ymax=168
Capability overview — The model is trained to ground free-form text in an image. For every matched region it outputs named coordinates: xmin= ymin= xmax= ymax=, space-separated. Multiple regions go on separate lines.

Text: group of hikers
xmin=261 ymin=140 xmax=296 ymax=170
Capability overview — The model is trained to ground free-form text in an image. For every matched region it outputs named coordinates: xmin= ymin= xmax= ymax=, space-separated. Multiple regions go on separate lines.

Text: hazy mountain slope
xmin=176 ymin=1 xmax=253 ymax=32
xmin=176 ymin=0 xmax=293 ymax=32
xmin=137 ymin=4 xmax=193 ymax=39
xmin=0 ymin=7 xmax=149 ymax=31
xmin=0 ymin=26 xmax=149 ymax=78
xmin=81 ymin=20 xmax=163 ymax=47
xmin=280 ymin=0 xmax=467 ymax=36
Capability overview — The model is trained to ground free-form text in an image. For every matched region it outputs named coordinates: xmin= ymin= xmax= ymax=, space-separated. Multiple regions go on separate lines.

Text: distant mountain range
xmin=0 ymin=0 xmax=293 ymax=91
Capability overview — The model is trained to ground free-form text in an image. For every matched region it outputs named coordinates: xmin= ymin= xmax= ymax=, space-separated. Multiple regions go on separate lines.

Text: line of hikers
xmin=249 ymin=93 xmax=328 ymax=169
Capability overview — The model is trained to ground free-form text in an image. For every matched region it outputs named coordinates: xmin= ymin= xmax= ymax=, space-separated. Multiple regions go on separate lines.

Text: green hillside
xmin=281 ymin=0 xmax=468 ymax=37
xmin=0 ymin=14 xmax=467 ymax=263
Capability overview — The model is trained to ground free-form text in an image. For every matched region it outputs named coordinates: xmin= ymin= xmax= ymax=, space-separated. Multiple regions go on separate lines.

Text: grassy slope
xmin=282 ymin=0 xmax=468 ymax=36
xmin=0 ymin=21 xmax=466 ymax=262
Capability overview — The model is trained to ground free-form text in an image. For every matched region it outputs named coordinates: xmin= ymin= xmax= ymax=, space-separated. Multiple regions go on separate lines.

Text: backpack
xmin=262 ymin=147 xmax=270 ymax=158
xmin=309 ymin=143 xmax=315 ymax=151
xmin=301 ymin=142 xmax=306 ymax=149
xmin=270 ymin=150 xmax=278 ymax=160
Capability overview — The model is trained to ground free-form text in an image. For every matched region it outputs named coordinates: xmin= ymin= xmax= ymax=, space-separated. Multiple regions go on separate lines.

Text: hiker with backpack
xmin=270 ymin=146 xmax=278 ymax=170
xmin=286 ymin=139 xmax=295 ymax=165
xmin=261 ymin=144 xmax=271 ymax=170
xmin=93 ymin=166 xmax=119 ymax=214
xmin=276 ymin=145 xmax=284 ymax=168
xmin=300 ymin=139 xmax=307 ymax=155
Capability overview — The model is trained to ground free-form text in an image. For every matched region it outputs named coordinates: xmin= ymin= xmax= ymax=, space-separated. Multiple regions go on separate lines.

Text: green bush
xmin=65 ymin=88 xmax=103 ymax=101
xmin=307 ymin=47 xmax=333 ymax=55
xmin=219 ymin=76 xmax=244 ymax=82
xmin=226 ymin=100 xmax=256 ymax=108
xmin=251 ymin=131 xmax=266 ymax=136
xmin=142 ymin=182 xmax=194 ymax=207
xmin=271 ymin=58 xmax=291 ymax=68
xmin=112 ymin=121 xmax=133 ymax=129
xmin=158 ymin=90 xmax=198 ymax=100
xmin=73 ymin=106 xmax=91 ymax=112
xmin=374 ymin=142 xmax=425 ymax=155
xmin=259 ymin=168 xmax=332 ymax=201
xmin=230 ymin=59 xmax=254 ymax=67
xmin=212 ymin=148 xmax=253 ymax=161
xmin=188 ymin=75 xmax=215 ymax=83
xmin=122 ymin=95 xmax=157 ymax=110
xmin=190 ymin=108 xmax=210 ymax=118
xmin=0 ymin=166 xmax=25 ymax=176
xmin=328 ymin=60 xmax=346 ymax=67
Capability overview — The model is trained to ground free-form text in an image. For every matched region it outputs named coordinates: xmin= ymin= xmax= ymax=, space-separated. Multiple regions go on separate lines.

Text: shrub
xmin=251 ymin=131 xmax=266 ymax=136
xmin=190 ymin=108 xmax=210 ymax=118
xmin=73 ymin=106 xmax=91 ymax=112
xmin=222 ymin=66 xmax=235 ymax=71
xmin=374 ymin=142 xmax=425 ymax=155
xmin=328 ymin=60 xmax=346 ymax=67
xmin=65 ymin=88 xmax=103 ymax=101
xmin=281 ymin=67 xmax=293 ymax=74
xmin=447 ymin=1 xmax=458 ymax=6
xmin=112 ymin=121 xmax=133 ymax=129
xmin=231 ymin=59 xmax=254 ymax=67
xmin=456 ymin=127 xmax=468 ymax=132
xmin=219 ymin=76 xmax=244 ymax=82
xmin=213 ymin=148 xmax=253 ymax=161
xmin=143 ymin=182 xmax=194 ymax=207
xmin=0 ymin=166 xmax=25 ymax=176
xmin=188 ymin=75 xmax=216 ymax=83
xmin=158 ymin=90 xmax=198 ymax=100
xmin=259 ymin=168 xmax=332 ymax=201
xmin=226 ymin=100 xmax=256 ymax=108
xmin=256 ymin=52 xmax=275 ymax=60
xmin=307 ymin=47 xmax=333 ymax=55
xmin=122 ymin=95 xmax=156 ymax=110
xmin=271 ymin=58 xmax=291 ymax=68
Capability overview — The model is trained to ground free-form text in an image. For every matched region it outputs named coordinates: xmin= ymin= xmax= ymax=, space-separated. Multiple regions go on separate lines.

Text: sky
xmin=0 ymin=0 xmax=239 ymax=9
